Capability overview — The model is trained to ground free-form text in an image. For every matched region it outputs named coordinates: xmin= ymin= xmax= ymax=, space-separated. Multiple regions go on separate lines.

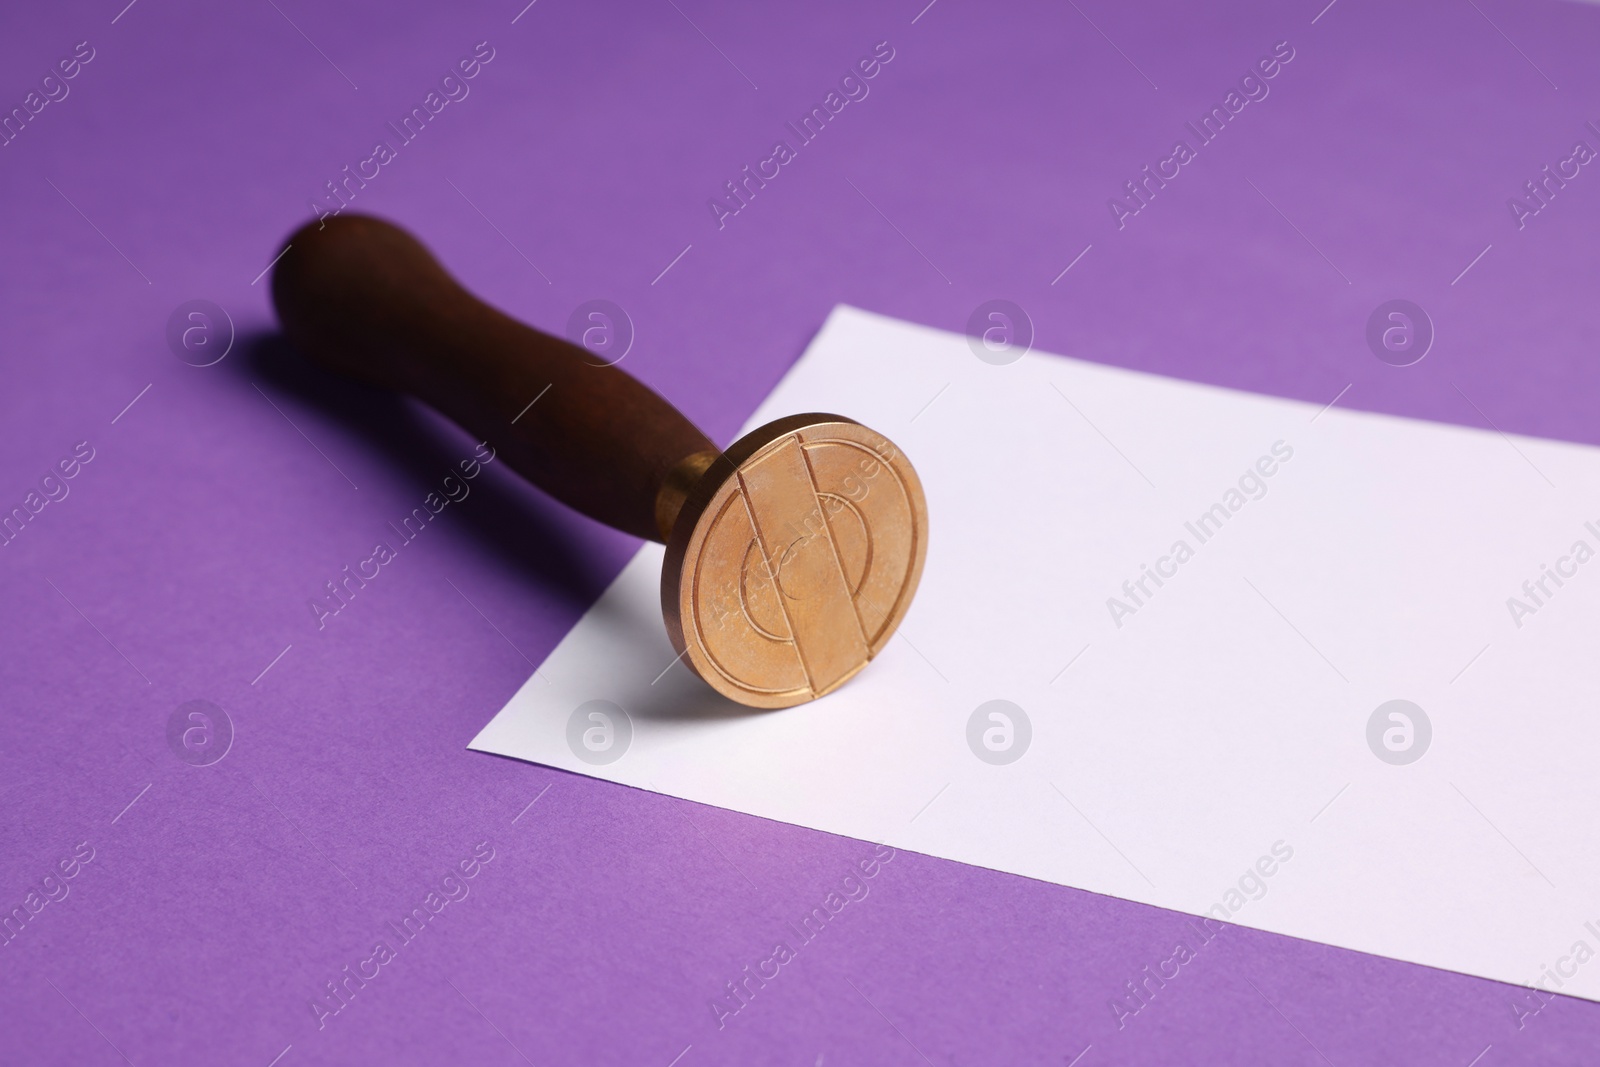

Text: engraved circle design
xmin=668 ymin=417 xmax=927 ymax=709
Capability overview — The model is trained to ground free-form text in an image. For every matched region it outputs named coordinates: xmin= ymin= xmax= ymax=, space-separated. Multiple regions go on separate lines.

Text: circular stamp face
xmin=663 ymin=415 xmax=928 ymax=709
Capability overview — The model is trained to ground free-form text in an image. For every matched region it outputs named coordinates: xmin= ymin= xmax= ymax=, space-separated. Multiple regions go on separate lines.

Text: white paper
xmin=473 ymin=305 xmax=1600 ymax=1002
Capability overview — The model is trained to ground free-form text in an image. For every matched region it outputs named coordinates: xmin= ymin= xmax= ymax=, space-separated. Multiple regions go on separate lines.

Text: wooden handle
xmin=270 ymin=214 xmax=716 ymax=542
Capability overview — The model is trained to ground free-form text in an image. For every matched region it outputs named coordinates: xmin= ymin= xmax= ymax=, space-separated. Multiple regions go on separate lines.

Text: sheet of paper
xmin=472 ymin=305 xmax=1600 ymax=1002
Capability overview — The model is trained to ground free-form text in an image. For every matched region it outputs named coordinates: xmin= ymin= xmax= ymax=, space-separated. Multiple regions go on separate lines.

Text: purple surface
xmin=2 ymin=0 xmax=1598 ymax=1062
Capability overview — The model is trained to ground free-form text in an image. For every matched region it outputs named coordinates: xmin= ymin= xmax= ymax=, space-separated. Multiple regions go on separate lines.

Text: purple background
xmin=2 ymin=0 xmax=1598 ymax=1062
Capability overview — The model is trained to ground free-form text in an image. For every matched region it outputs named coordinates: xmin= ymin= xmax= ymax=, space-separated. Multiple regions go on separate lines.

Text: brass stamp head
xmin=661 ymin=414 xmax=928 ymax=708
xmin=269 ymin=217 xmax=929 ymax=709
